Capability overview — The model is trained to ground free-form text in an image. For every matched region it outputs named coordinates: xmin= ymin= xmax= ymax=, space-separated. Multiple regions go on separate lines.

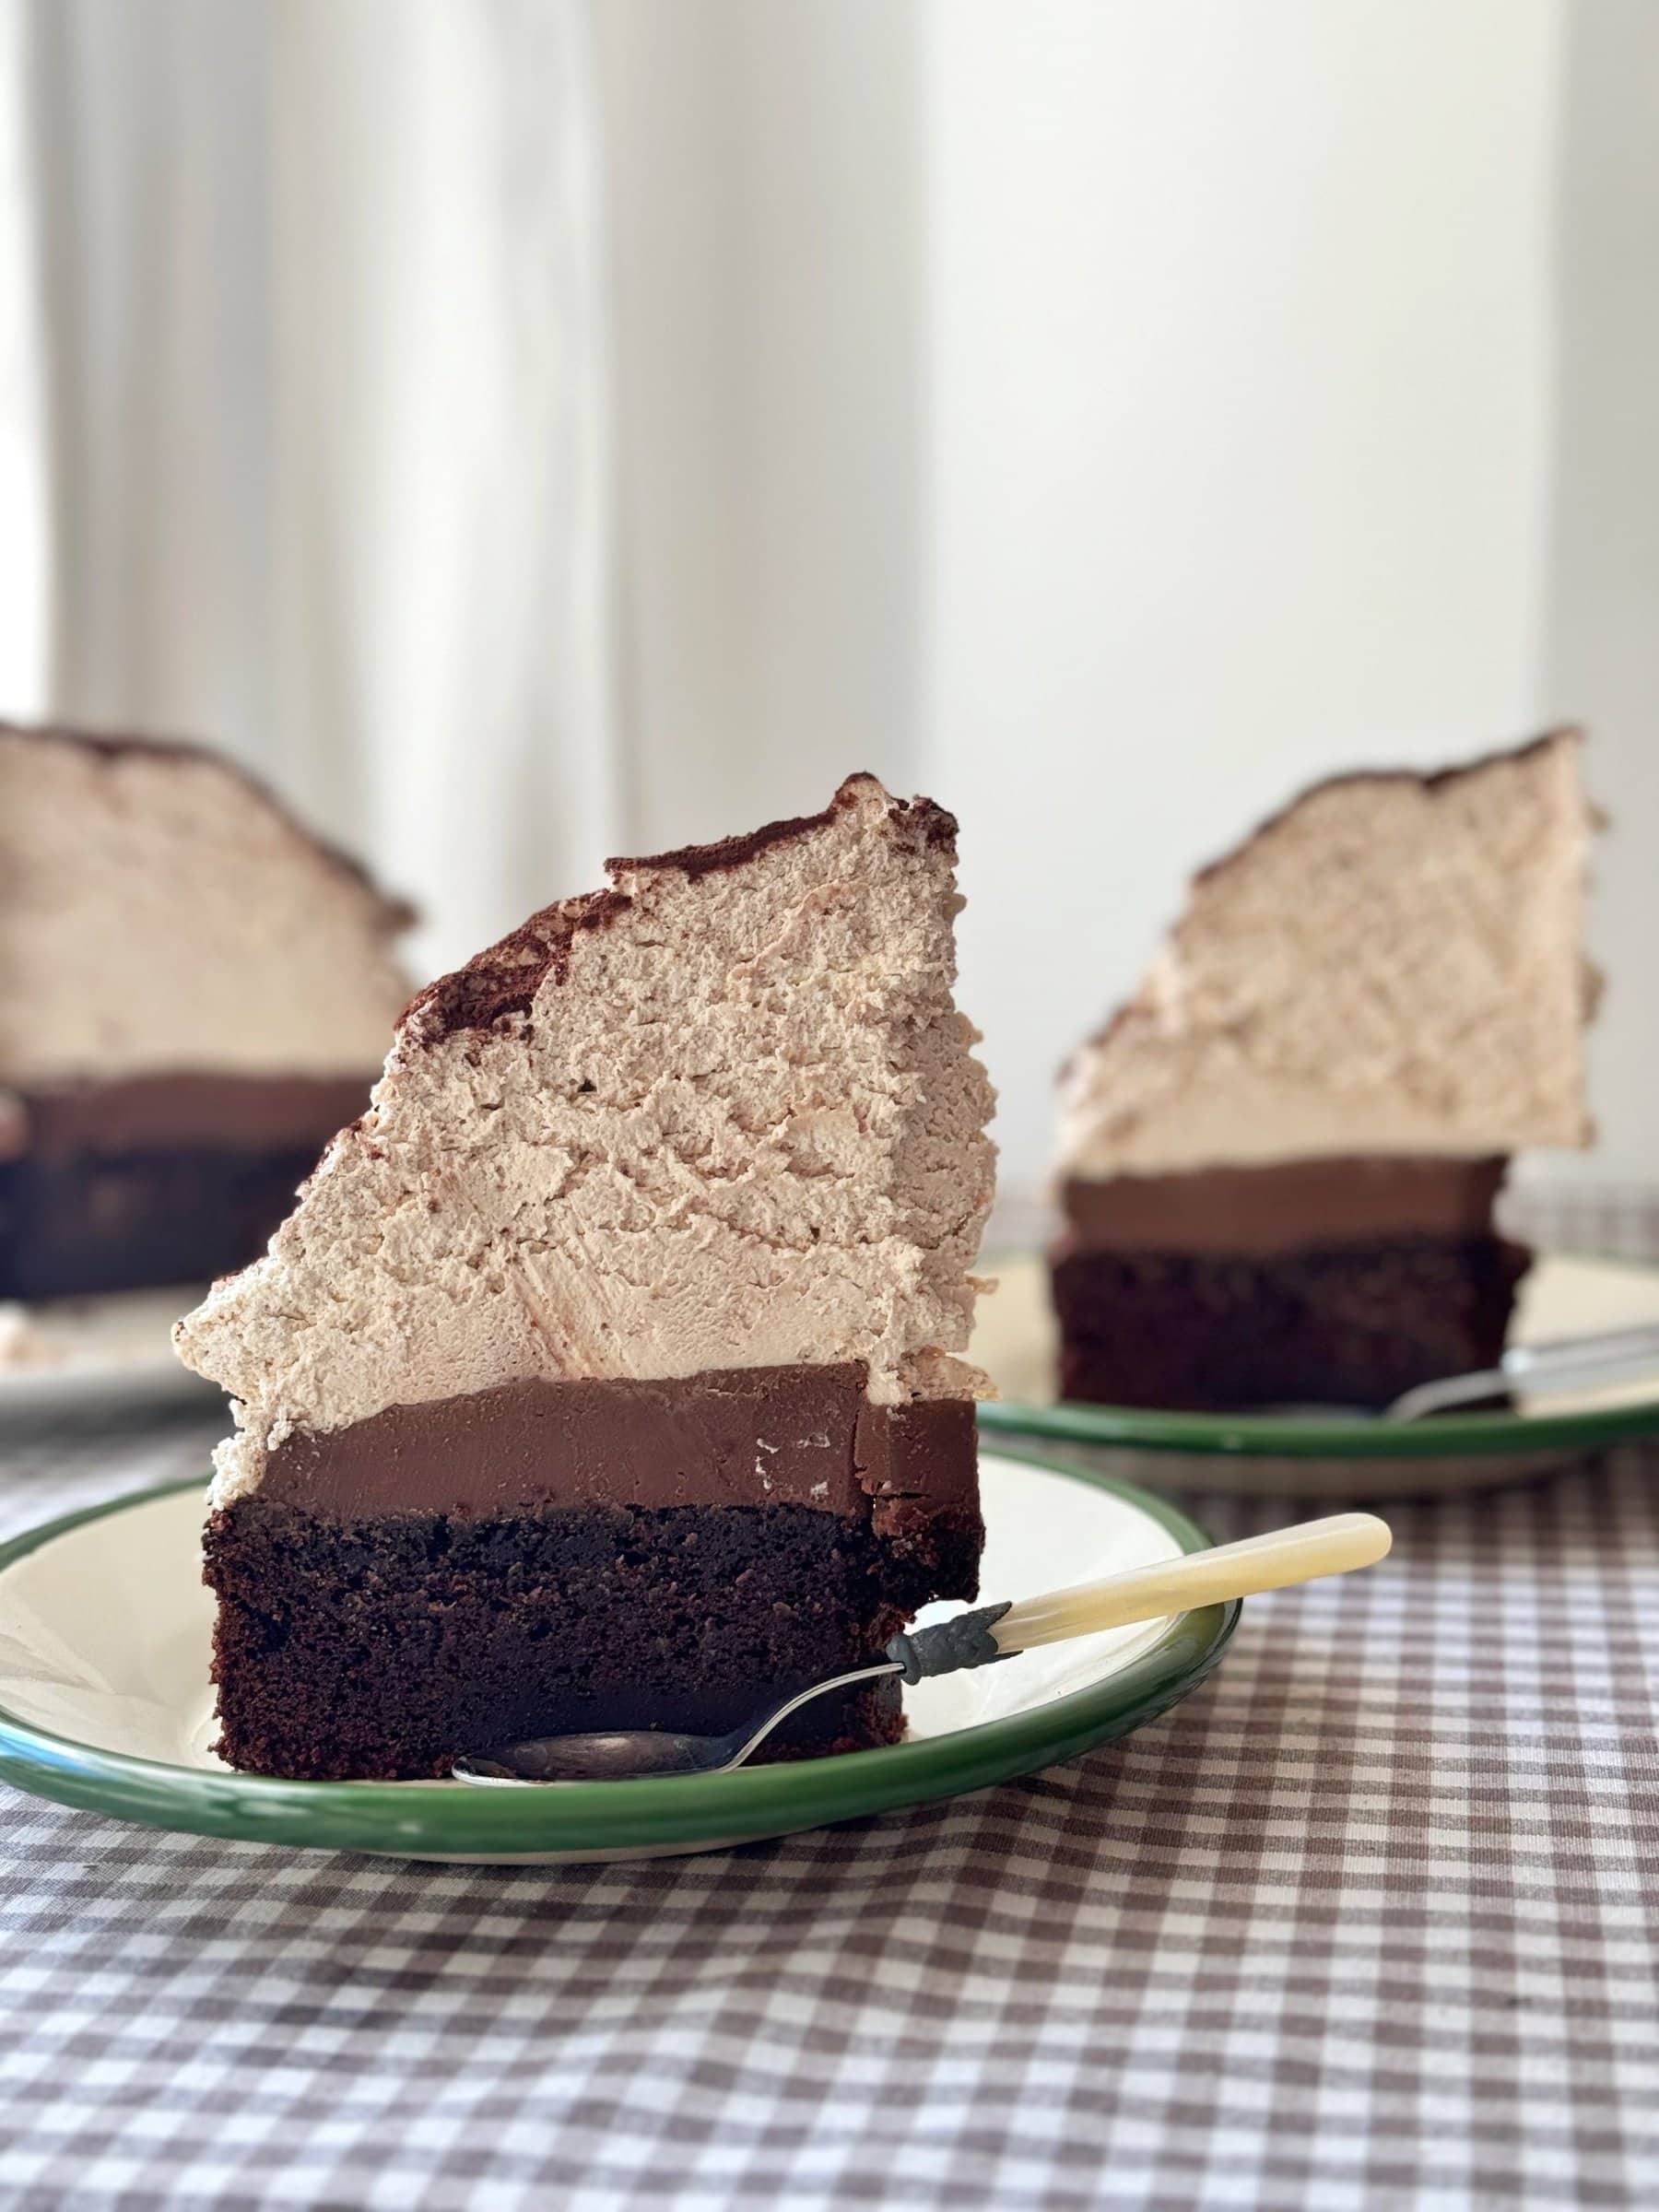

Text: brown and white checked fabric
xmin=3 ymin=1184 xmax=1659 ymax=2212
xmin=5 ymin=1420 xmax=1658 ymax=2209
xmin=1501 ymin=1182 xmax=1659 ymax=1269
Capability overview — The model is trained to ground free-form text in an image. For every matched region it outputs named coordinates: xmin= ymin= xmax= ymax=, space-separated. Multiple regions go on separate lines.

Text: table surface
xmin=5 ymin=1247 xmax=1659 ymax=2208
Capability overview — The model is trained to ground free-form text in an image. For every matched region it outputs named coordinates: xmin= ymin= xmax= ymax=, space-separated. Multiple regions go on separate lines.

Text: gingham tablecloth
xmin=4 ymin=1400 xmax=1659 ymax=2205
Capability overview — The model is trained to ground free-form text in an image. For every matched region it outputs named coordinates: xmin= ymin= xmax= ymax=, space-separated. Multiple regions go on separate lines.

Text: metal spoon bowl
xmin=453 ymin=1660 xmax=904 ymax=1784
xmin=1262 ymin=1323 xmax=1659 ymax=1426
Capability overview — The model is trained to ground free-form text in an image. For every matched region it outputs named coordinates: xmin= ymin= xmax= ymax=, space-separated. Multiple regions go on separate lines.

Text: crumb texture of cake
xmin=1052 ymin=1234 xmax=1530 ymax=1412
xmin=0 ymin=724 xmax=413 ymax=1300
xmin=178 ymin=774 xmax=996 ymax=1779
xmin=1058 ymin=730 xmax=1594 ymax=1177
xmin=179 ymin=772 xmax=997 ymax=1499
xmin=205 ymin=1500 xmax=974 ymax=1780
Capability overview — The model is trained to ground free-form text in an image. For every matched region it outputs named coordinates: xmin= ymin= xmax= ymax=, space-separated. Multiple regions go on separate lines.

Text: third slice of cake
xmin=1 ymin=724 xmax=411 ymax=1301
xmin=175 ymin=776 xmax=996 ymax=1780
xmin=1052 ymin=730 xmax=1596 ymax=1412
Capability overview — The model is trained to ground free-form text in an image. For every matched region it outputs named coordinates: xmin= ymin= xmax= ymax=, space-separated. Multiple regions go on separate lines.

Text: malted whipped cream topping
xmin=1058 ymin=730 xmax=1595 ymax=1178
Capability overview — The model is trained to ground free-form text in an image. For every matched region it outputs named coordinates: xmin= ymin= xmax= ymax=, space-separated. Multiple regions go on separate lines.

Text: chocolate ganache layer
xmin=1060 ymin=1155 xmax=1508 ymax=1260
xmin=205 ymin=1497 xmax=978 ymax=1779
xmin=0 ymin=1072 xmax=377 ymax=1300
xmin=259 ymin=1363 xmax=978 ymax=1534
xmin=6 ymin=1071 xmax=375 ymax=1164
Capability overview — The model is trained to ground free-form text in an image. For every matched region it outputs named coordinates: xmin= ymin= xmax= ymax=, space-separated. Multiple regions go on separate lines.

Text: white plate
xmin=0 ymin=1289 xmax=218 ymax=1417
xmin=0 ymin=1451 xmax=1233 ymax=1863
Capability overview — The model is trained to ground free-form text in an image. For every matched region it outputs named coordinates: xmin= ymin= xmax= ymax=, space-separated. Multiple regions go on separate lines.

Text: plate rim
xmin=0 ymin=1288 xmax=218 ymax=1417
xmin=0 ymin=1454 xmax=1238 ymax=1858
xmin=979 ymin=1245 xmax=1659 ymax=1460
xmin=978 ymin=1393 xmax=1659 ymax=1458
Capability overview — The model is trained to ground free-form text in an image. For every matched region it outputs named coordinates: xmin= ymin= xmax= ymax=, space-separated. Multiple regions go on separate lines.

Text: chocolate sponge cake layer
xmin=1052 ymin=1233 xmax=1531 ymax=1413
xmin=1 ymin=1141 xmax=345 ymax=1299
xmin=206 ymin=1498 xmax=981 ymax=1782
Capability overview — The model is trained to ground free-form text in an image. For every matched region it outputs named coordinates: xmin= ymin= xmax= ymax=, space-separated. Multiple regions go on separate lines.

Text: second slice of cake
xmin=1052 ymin=730 xmax=1596 ymax=1412
xmin=175 ymin=775 xmax=996 ymax=1780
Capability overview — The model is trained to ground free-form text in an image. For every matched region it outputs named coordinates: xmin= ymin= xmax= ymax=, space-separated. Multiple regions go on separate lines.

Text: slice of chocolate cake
xmin=174 ymin=775 xmax=996 ymax=1780
xmin=1053 ymin=730 xmax=1596 ymax=1411
xmin=1 ymin=725 xmax=412 ymax=1300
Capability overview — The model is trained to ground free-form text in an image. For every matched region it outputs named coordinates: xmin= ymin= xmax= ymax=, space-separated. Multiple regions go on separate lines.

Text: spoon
xmin=452 ymin=1509 xmax=1391 ymax=1786
xmin=1384 ymin=1323 xmax=1659 ymax=1421
xmin=1269 ymin=1323 xmax=1659 ymax=1423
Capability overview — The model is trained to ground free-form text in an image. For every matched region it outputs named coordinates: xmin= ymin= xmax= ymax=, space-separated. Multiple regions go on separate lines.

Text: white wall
xmin=0 ymin=0 xmax=45 ymax=713
xmin=18 ymin=0 xmax=615 ymax=986
xmin=595 ymin=0 xmax=926 ymax=848
xmin=1544 ymin=3 xmax=1659 ymax=1182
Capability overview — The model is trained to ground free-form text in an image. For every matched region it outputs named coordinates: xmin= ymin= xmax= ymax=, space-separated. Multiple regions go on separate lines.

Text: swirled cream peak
xmin=176 ymin=775 xmax=998 ymax=1500
xmin=0 ymin=724 xmax=412 ymax=1085
xmin=1059 ymin=730 xmax=1596 ymax=1177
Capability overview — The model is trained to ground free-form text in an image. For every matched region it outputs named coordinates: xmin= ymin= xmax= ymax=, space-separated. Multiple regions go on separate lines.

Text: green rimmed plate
xmin=0 ymin=1449 xmax=1234 ymax=1864
xmin=972 ymin=1252 xmax=1659 ymax=1497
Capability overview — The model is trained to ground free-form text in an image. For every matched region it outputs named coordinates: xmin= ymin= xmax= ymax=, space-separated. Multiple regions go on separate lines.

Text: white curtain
xmin=12 ymin=0 xmax=617 ymax=982
xmin=0 ymin=0 xmax=44 ymax=712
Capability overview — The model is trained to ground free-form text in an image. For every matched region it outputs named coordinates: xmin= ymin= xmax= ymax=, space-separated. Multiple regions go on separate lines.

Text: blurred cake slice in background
xmin=1052 ymin=728 xmax=1597 ymax=1411
xmin=0 ymin=724 xmax=412 ymax=1306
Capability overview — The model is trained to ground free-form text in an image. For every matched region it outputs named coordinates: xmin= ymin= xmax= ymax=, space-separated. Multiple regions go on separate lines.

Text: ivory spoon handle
xmin=993 ymin=1512 xmax=1392 ymax=1653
